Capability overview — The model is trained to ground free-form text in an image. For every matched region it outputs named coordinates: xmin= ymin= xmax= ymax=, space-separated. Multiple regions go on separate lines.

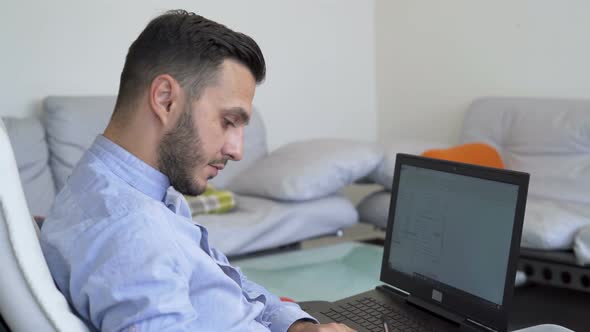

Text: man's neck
xmin=103 ymin=120 xmax=161 ymax=170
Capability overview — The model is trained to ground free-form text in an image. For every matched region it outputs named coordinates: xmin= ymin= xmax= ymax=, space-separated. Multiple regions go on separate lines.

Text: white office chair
xmin=0 ymin=119 xmax=88 ymax=331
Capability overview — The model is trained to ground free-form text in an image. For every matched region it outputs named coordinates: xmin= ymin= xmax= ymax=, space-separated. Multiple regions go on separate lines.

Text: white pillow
xmin=369 ymin=140 xmax=450 ymax=190
xmin=521 ymin=198 xmax=590 ymax=251
xmin=515 ymin=270 xmax=527 ymax=287
xmin=227 ymin=139 xmax=384 ymax=201
xmin=356 ymin=190 xmax=391 ymax=229
xmin=574 ymin=225 xmax=590 ymax=266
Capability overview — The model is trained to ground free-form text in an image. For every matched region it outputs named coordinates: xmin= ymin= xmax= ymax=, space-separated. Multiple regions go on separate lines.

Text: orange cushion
xmin=421 ymin=143 xmax=504 ymax=169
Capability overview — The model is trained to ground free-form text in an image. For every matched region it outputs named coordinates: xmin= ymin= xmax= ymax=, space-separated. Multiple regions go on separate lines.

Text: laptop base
xmin=301 ymin=286 xmax=474 ymax=332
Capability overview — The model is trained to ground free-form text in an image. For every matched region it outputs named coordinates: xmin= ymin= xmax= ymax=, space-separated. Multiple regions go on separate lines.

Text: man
xmin=40 ymin=10 xmax=355 ymax=332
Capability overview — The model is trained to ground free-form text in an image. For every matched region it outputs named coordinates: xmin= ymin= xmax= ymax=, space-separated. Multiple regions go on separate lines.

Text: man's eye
xmin=223 ymin=118 xmax=236 ymax=128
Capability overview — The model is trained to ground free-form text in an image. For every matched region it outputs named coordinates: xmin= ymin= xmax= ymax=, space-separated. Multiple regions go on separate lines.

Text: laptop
xmin=301 ymin=153 xmax=529 ymax=332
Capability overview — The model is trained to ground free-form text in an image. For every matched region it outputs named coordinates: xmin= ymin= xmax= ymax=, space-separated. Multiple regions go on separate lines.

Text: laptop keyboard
xmin=321 ymin=297 xmax=435 ymax=332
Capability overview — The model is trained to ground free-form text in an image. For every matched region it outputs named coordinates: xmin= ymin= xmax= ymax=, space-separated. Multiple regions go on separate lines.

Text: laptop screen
xmin=387 ymin=164 xmax=519 ymax=306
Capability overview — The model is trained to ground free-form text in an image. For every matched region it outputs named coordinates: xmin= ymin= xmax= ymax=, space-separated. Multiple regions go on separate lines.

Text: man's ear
xmin=149 ymin=74 xmax=183 ymax=128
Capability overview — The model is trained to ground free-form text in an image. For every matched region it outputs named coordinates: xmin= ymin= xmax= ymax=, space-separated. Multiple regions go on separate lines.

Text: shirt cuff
xmin=270 ymin=303 xmax=319 ymax=332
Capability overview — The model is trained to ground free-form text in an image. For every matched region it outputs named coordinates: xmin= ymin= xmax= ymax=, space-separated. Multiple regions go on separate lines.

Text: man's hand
xmin=288 ymin=320 xmax=357 ymax=332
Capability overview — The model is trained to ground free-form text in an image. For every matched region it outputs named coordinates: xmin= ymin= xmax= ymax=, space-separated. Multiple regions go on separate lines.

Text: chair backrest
xmin=0 ymin=119 xmax=89 ymax=331
xmin=1 ymin=116 xmax=56 ymax=217
xmin=460 ymin=97 xmax=590 ymax=204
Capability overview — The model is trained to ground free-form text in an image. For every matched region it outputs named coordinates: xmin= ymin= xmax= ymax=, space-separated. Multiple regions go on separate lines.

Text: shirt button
xmin=129 ymin=326 xmax=137 ymax=332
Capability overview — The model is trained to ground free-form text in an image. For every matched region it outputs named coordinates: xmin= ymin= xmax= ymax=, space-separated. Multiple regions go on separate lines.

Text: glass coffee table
xmin=231 ymin=242 xmax=384 ymax=302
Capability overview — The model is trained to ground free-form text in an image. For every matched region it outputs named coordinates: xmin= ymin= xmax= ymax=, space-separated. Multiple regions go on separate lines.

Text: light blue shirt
xmin=40 ymin=136 xmax=315 ymax=332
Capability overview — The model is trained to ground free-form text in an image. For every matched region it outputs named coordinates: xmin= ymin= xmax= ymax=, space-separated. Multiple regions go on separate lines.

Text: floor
xmin=233 ymin=223 xmax=589 ymax=331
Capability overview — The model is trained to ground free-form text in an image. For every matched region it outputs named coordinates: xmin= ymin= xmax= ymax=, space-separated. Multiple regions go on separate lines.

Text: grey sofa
xmin=359 ymin=97 xmax=590 ymax=263
xmin=2 ymin=96 xmax=371 ymax=256
xmin=359 ymin=97 xmax=590 ymax=299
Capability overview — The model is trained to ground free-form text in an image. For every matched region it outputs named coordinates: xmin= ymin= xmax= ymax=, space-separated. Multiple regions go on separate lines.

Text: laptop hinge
xmin=405 ymin=294 xmax=465 ymax=325
xmin=407 ymin=295 xmax=498 ymax=332
xmin=377 ymin=284 xmax=409 ymax=297
xmin=464 ymin=318 xmax=498 ymax=332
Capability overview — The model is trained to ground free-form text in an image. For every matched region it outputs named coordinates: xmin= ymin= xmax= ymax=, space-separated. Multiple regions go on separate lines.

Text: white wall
xmin=6 ymin=1 xmax=590 ymax=152
xmin=0 ymin=0 xmax=377 ymax=150
xmin=376 ymin=1 xmax=590 ymax=145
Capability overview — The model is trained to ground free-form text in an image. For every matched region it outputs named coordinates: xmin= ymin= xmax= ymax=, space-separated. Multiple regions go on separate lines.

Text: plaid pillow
xmin=184 ymin=186 xmax=236 ymax=216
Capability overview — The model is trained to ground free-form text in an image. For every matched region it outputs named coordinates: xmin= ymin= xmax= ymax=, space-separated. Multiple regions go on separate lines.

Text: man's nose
xmin=223 ymin=128 xmax=244 ymax=161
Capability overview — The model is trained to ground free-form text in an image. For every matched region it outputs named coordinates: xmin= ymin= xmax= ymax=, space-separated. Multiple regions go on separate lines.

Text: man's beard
xmin=157 ymin=103 xmax=208 ymax=196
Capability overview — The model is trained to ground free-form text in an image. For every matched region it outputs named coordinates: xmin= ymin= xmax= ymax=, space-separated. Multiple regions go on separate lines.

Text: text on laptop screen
xmin=388 ymin=165 xmax=519 ymax=306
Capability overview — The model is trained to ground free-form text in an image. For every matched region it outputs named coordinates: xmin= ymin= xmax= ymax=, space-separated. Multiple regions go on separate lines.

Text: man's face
xmin=157 ymin=60 xmax=256 ymax=195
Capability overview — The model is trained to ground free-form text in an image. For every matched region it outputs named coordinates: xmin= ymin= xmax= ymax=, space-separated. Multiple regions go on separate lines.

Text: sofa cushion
xmin=422 ymin=142 xmax=504 ymax=169
xmin=43 ymin=96 xmax=114 ymax=192
xmin=460 ymin=97 xmax=590 ymax=204
xmin=227 ymin=139 xmax=383 ymax=201
xmin=184 ymin=186 xmax=236 ymax=216
xmin=356 ymin=190 xmax=391 ymax=228
xmin=2 ymin=116 xmax=56 ymax=216
xmin=522 ymin=198 xmax=590 ymax=251
xmin=198 ymin=193 xmax=358 ymax=256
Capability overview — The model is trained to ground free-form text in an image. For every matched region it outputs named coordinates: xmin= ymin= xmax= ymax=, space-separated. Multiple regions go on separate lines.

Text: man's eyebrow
xmin=221 ymin=107 xmax=251 ymax=125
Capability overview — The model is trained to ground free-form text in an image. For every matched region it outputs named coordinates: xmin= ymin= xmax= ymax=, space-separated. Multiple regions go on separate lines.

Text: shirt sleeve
xmin=68 ymin=213 xmax=199 ymax=332
xmin=209 ymin=247 xmax=319 ymax=332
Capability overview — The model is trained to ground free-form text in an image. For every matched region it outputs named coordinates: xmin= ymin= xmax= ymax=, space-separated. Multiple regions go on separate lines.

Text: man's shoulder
xmin=41 ymin=194 xmax=180 ymax=272
xmin=42 ymin=155 xmax=171 ymax=241
xmin=59 ymin=154 xmax=163 ymax=217
xmin=42 ymin=192 xmax=171 ymax=242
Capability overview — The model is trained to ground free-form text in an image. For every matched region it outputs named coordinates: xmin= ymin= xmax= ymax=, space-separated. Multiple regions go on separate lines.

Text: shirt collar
xmin=90 ymin=135 xmax=170 ymax=202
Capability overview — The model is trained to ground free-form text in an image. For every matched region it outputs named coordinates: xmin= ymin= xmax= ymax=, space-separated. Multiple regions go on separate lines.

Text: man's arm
xmin=208 ymin=248 xmax=356 ymax=332
xmin=207 ymin=246 xmax=315 ymax=331
xmin=240 ymin=272 xmax=317 ymax=332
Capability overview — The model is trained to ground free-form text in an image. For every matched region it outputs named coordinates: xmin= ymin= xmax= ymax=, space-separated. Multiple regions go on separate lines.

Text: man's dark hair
xmin=113 ymin=9 xmax=265 ymax=115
